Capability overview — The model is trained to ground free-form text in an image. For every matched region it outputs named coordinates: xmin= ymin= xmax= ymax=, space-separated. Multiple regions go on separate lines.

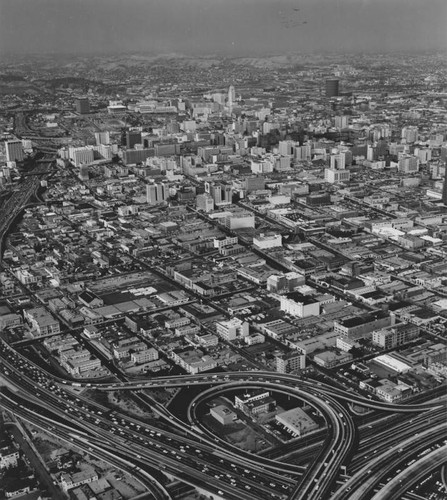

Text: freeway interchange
xmin=0 ymin=338 xmax=446 ymax=500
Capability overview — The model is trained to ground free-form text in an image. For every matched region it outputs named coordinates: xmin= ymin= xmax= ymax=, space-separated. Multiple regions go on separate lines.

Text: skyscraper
xmin=75 ymin=98 xmax=90 ymax=114
xmin=95 ymin=131 xmax=110 ymax=145
xmin=442 ymin=173 xmax=447 ymax=206
xmin=126 ymin=131 xmax=142 ymax=149
xmin=330 ymin=152 xmax=346 ymax=170
xmin=401 ymin=126 xmax=418 ymax=144
xmin=147 ymin=183 xmax=169 ymax=205
xmin=196 ymin=193 xmax=214 ymax=212
xmin=335 ymin=115 xmax=349 ymax=129
xmin=5 ymin=140 xmax=24 ymax=162
xmin=228 ymin=85 xmax=236 ymax=108
xmin=398 ymin=154 xmax=419 ymax=174
xmin=68 ymin=146 xmax=95 ymax=167
xmin=79 ymin=164 xmax=89 ymax=181
xmin=325 ymin=79 xmax=339 ymax=98
xmin=205 ymin=181 xmax=233 ymax=206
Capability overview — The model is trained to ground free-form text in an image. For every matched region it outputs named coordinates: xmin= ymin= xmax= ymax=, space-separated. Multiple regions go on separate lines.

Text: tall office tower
xmin=78 ymin=164 xmax=89 ymax=181
xmin=442 ymin=173 xmax=447 ymax=205
xmin=376 ymin=139 xmax=388 ymax=158
xmin=196 ymin=193 xmax=214 ymax=212
xmin=330 ymin=152 xmax=346 ymax=170
xmin=95 ymin=131 xmax=110 ymax=145
xmin=98 ymin=144 xmax=113 ymax=160
xmin=147 ymin=183 xmax=169 ymax=205
xmin=325 ymin=79 xmax=339 ymax=98
xmin=122 ymin=148 xmax=154 ymax=165
xmin=2 ymin=166 xmax=11 ymax=182
xmin=68 ymin=146 xmax=95 ymax=167
xmin=126 ymin=131 xmax=142 ymax=149
xmin=335 ymin=115 xmax=349 ymax=129
xmin=401 ymin=126 xmax=418 ymax=144
xmin=367 ymin=144 xmax=377 ymax=161
xmin=206 ymin=181 xmax=233 ymax=206
xmin=398 ymin=154 xmax=419 ymax=174
xmin=440 ymin=146 xmax=447 ymax=162
xmin=228 ymin=85 xmax=236 ymax=107
xmin=278 ymin=140 xmax=297 ymax=156
xmin=75 ymin=98 xmax=90 ymax=114
xmin=414 ymin=147 xmax=432 ymax=165
xmin=294 ymin=144 xmax=312 ymax=161
xmin=5 ymin=140 xmax=24 ymax=162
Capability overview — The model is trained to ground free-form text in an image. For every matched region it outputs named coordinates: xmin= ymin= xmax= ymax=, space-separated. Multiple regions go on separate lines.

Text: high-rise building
xmin=334 ymin=116 xmax=349 ymax=129
xmin=75 ymin=98 xmax=90 ymax=114
xmin=294 ymin=144 xmax=312 ymax=161
xmin=98 ymin=144 xmax=113 ymax=160
xmin=196 ymin=193 xmax=214 ymax=212
xmin=325 ymin=79 xmax=339 ymax=98
xmin=95 ymin=131 xmax=110 ymax=145
xmin=147 ymin=183 xmax=169 ymax=205
xmin=330 ymin=152 xmax=346 ymax=170
xmin=442 ymin=172 xmax=447 ymax=206
xmin=68 ymin=146 xmax=95 ymax=167
xmin=398 ymin=154 xmax=419 ymax=174
xmin=414 ymin=147 xmax=431 ymax=165
xmin=78 ymin=164 xmax=89 ymax=181
xmin=5 ymin=140 xmax=24 ymax=162
xmin=228 ymin=85 xmax=236 ymax=107
xmin=205 ymin=181 xmax=233 ymax=206
xmin=122 ymin=148 xmax=154 ymax=165
xmin=367 ymin=145 xmax=378 ymax=161
xmin=278 ymin=140 xmax=297 ymax=156
xmin=401 ymin=126 xmax=418 ymax=144
xmin=126 ymin=131 xmax=142 ymax=149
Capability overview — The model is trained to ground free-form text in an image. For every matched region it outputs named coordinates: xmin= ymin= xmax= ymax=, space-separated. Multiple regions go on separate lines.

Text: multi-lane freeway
xmin=0 ymin=334 xmax=446 ymax=500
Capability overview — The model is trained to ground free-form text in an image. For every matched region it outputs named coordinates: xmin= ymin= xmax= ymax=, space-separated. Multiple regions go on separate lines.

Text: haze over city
xmin=0 ymin=1 xmax=446 ymax=500
xmin=1 ymin=0 xmax=446 ymax=57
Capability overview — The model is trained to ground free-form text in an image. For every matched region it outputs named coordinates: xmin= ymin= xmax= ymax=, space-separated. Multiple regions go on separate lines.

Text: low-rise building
xmin=60 ymin=468 xmax=99 ymax=492
xmin=334 ymin=311 xmax=393 ymax=340
xmin=313 ymin=350 xmax=353 ymax=368
xmin=210 ymin=405 xmax=237 ymax=425
xmin=244 ymin=333 xmax=265 ymax=345
xmin=131 ymin=347 xmax=159 ymax=364
xmin=275 ymin=407 xmax=319 ymax=437
xmin=24 ymin=307 xmax=60 ymax=336
xmin=171 ymin=348 xmax=217 ymax=374
xmin=215 ymin=318 xmax=249 ymax=341
xmin=0 ymin=445 xmax=19 ymax=469
xmin=372 ymin=323 xmax=419 ymax=349
xmin=253 ymin=233 xmax=282 ymax=249
xmin=280 ymin=291 xmax=321 ymax=318
xmin=234 ymin=390 xmax=275 ymax=416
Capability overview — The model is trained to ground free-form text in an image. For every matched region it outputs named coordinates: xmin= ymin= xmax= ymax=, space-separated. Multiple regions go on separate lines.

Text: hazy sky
xmin=1 ymin=0 xmax=446 ymax=57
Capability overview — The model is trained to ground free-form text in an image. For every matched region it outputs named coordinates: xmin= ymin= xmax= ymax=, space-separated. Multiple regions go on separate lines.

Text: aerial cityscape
xmin=0 ymin=1 xmax=446 ymax=500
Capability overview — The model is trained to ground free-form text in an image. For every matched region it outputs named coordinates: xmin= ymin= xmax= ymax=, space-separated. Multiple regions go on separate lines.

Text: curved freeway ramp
xmin=371 ymin=444 xmax=447 ymax=500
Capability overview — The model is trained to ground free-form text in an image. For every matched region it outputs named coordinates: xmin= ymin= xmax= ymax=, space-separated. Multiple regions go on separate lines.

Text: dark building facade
xmin=126 ymin=131 xmax=142 ymax=149
xmin=75 ymin=98 xmax=90 ymax=114
xmin=325 ymin=79 xmax=340 ymax=98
